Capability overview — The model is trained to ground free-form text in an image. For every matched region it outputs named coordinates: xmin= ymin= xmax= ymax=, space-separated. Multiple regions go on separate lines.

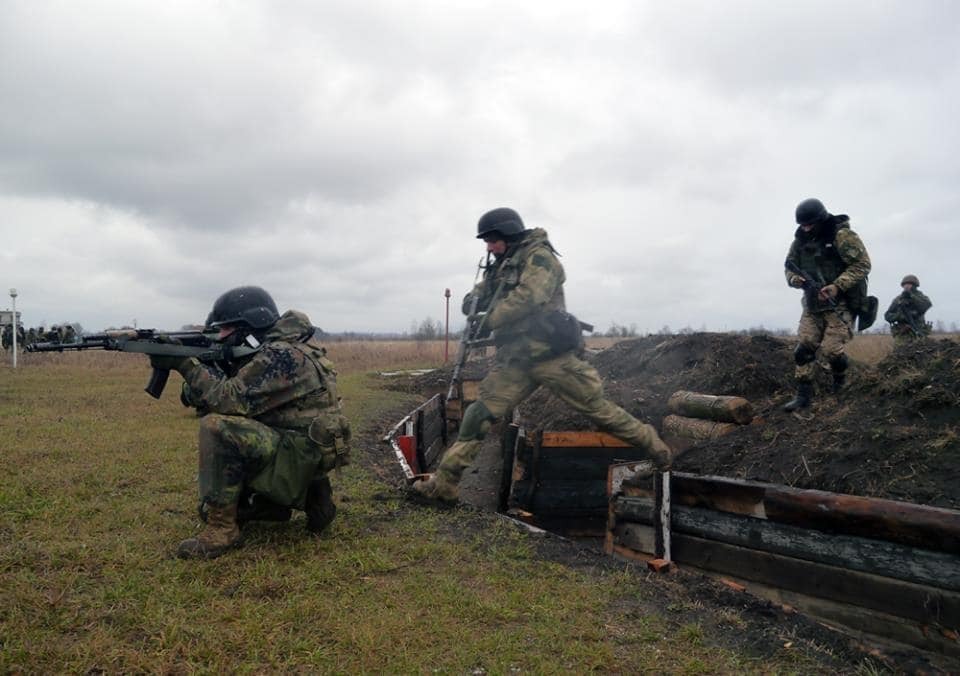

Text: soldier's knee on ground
xmin=458 ymin=401 xmax=495 ymax=441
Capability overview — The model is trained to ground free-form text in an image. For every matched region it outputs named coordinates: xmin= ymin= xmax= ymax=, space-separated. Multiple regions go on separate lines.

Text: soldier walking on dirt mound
xmin=783 ymin=198 xmax=872 ymax=412
xmin=412 ymin=207 xmax=673 ymax=504
xmin=148 ymin=286 xmax=352 ymax=559
xmin=884 ymin=274 xmax=932 ymax=343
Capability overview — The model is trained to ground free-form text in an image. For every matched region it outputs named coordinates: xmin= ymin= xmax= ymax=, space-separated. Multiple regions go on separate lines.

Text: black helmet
xmin=901 ymin=274 xmax=919 ymax=287
xmin=206 ymin=286 xmax=279 ymax=329
xmin=795 ymin=198 xmax=829 ymax=225
xmin=477 ymin=207 xmax=525 ymax=239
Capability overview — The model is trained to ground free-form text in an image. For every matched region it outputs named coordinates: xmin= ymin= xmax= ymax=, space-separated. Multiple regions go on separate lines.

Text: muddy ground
xmin=379 ymin=334 xmax=960 ymax=671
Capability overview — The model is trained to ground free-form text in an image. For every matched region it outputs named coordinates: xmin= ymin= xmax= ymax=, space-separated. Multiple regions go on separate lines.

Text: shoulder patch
xmin=530 ymin=253 xmax=553 ymax=269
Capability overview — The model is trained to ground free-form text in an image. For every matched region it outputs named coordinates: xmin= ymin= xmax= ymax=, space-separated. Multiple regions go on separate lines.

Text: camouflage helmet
xmin=795 ymin=198 xmax=829 ymax=225
xmin=477 ymin=207 xmax=525 ymax=239
xmin=901 ymin=274 xmax=920 ymax=288
xmin=206 ymin=286 xmax=279 ymax=329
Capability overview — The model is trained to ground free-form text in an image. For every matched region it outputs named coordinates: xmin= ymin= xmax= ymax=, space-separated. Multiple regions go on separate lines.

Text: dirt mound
xmin=519 ymin=333 xmax=960 ymax=509
xmin=521 ymin=333 xmax=796 ymax=431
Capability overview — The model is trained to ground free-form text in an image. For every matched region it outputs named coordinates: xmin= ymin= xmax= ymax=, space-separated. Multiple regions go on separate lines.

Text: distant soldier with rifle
xmin=783 ymin=198 xmax=874 ymax=411
xmin=884 ymin=274 xmax=932 ymax=343
xmin=412 ymin=207 xmax=673 ymax=504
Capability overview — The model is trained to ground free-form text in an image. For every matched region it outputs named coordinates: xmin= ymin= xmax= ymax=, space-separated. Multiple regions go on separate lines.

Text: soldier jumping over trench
xmin=412 ymin=207 xmax=673 ymax=505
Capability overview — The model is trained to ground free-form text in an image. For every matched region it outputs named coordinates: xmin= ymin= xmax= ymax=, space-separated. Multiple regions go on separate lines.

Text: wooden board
xmin=541 ymin=431 xmax=633 ymax=448
xmin=670 ymin=533 xmax=960 ymax=627
xmin=614 ymin=496 xmax=960 ymax=592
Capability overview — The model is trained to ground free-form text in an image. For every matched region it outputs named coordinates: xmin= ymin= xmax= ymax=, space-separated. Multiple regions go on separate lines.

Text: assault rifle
xmin=446 ymin=259 xmax=507 ymax=406
xmin=785 ymin=260 xmax=838 ymax=310
xmin=898 ymin=299 xmax=925 ymax=337
xmin=26 ymin=329 xmax=259 ymax=399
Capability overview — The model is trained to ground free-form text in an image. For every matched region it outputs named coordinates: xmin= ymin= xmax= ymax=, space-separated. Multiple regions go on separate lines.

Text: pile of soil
xmin=519 ymin=333 xmax=960 ymax=509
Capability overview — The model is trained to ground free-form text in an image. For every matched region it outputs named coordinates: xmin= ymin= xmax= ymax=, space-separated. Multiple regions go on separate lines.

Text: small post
xmin=444 ymin=288 xmax=451 ymax=363
xmin=648 ymin=470 xmax=672 ymax=573
xmin=9 ymin=288 xmax=17 ymax=369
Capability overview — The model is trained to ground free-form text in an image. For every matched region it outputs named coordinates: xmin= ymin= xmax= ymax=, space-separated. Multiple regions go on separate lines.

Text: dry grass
xmin=0 ymin=342 xmax=861 ymax=673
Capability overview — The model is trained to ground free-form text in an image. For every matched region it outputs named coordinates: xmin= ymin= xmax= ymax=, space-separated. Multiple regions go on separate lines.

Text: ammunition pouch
xmin=537 ymin=310 xmax=585 ymax=356
xmin=842 ymin=279 xmax=877 ymax=332
xmin=308 ymin=410 xmax=353 ymax=472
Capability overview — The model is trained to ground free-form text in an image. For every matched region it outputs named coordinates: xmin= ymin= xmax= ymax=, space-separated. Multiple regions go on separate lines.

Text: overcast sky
xmin=1 ymin=0 xmax=957 ymax=334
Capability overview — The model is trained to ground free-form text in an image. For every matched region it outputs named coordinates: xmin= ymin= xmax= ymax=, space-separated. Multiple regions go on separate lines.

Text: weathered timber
xmin=614 ymin=496 xmax=960 ymax=591
xmin=662 ymin=414 xmax=739 ymax=441
xmin=667 ymin=473 xmax=960 ymax=555
xmin=727 ymin=576 xmax=960 ymax=664
xmin=541 ymin=431 xmax=633 ymax=448
xmin=612 ymin=521 xmax=655 ymax=555
xmin=654 ymin=472 xmax=671 ymax=561
xmin=670 ymin=533 xmax=960 ymax=627
xmin=510 ymin=479 xmax=610 ymax=516
xmin=667 ymin=390 xmax=755 ymax=424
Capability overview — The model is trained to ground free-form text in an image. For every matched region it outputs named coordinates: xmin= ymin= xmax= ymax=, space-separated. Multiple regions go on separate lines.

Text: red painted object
xmin=397 ymin=435 xmax=419 ymax=474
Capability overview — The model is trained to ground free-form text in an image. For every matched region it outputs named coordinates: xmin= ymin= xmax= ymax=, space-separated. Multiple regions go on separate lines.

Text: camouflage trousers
xmin=795 ymin=308 xmax=853 ymax=382
xmin=198 ymin=414 xmax=327 ymax=510
xmin=436 ymin=351 xmax=663 ymax=485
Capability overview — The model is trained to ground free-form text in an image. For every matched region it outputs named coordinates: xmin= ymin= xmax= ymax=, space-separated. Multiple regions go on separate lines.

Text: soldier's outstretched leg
xmin=533 ymin=353 xmax=672 ymax=469
xmin=412 ymin=361 xmax=537 ymax=504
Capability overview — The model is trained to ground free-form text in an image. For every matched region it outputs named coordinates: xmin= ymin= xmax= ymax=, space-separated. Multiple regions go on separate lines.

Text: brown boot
xmin=409 ymin=472 xmax=460 ymax=506
xmin=177 ymin=502 xmax=242 ymax=560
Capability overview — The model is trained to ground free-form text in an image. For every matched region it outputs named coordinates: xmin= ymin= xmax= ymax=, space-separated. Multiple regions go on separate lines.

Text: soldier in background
xmin=783 ymin=198 xmax=872 ymax=412
xmin=149 ymin=286 xmax=351 ymax=559
xmin=412 ymin=207 xmax=673 ymax=504
xmin=884 ymin=274 xmax=932 ymax=342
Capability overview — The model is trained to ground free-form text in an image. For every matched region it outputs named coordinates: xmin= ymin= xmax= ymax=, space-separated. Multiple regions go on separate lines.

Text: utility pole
xmin=9 ymin=288 xmax=17 ymax=368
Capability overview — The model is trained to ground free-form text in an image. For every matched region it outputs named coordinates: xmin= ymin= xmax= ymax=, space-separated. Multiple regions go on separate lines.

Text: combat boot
xmin=177 ymin=502 xmax=242 ymax=560
xmin=830 ymin=355 xmax=848 ymax=394
xmin=783 ymin=382 xmax=813 ymax=412
xmin=305 ymin=475 xmax=337 ymax=534
xmin=409 ymin=471 xmax=460 ymax=506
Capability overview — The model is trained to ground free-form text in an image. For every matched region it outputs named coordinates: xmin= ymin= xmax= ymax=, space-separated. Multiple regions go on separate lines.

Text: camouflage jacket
xmin=465 ymin=228 xmax=566 ymax=361
xmin=784 ymin=216 xmax=871 ymax=314
xmin=884 ymin=290 xmax=932 ymax=335
xmin=180 ymin=310 xmax=341 ymax=433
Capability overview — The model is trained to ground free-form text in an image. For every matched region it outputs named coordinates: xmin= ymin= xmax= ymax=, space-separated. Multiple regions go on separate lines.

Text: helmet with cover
xmin=901 ymin=274 xmax=919 ymax=288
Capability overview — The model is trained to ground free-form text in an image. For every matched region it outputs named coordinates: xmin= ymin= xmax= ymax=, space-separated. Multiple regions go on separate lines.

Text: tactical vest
xmin=488 ymin=237 xmax=566 ymax=343
xmin=793 ymin=221 xmax=846 ymax=287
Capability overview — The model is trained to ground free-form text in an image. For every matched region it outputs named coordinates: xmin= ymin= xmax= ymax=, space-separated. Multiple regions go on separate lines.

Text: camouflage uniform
xmin=415 ymin=228 xmax=670 ymax=502
xmin=884 ymin=289 xmax=932 ymax=342
xmin=785 ymin=216 xmax=871 ymax=385
xmin=178 ymin=310 xmax=351 ymax=514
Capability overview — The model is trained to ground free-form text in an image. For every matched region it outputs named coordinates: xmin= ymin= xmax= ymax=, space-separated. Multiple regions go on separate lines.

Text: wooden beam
xmin=541 ymin=431 xmax=633 ymax=448
xmin=670 ymin=533 xmax=960 ymax=627
xmin=668 ymin=473 xmax=960 ymax=555
xmin=614 ymin=496 xmax=960 ymax=592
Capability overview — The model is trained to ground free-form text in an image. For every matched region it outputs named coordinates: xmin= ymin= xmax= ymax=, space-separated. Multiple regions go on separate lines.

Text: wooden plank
xmin=614 ymin=496 xmax=960 ymax=592
xmin=541 ymin=431 xmax=633 ymax=448
xmin=531 ymin=451 xmax=658 ymax=481
xmin=510 ymin=479 xmax=609 ymax=516
xmin=670 ymin=473 xmax=960 ymax=554
xmin=610 ymin=543 xmax=654 ymax=564
xmin=707 ymin=571 xmax=960 ymax=664
xmin=613 ymin=522 xmax=655 ymax=555
xmin=670 ymin=533 xmax=960 ymax=627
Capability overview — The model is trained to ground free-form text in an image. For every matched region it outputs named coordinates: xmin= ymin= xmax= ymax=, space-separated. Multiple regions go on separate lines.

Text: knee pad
xmin=829 ymin=354 xmax=849 ymax=373
xmin=794 ymin=344 xmax=816 ymax=366
xmin=459 ymin=401 xmax=496 ymax=441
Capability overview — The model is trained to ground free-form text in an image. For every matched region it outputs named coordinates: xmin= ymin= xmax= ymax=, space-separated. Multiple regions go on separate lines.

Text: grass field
xmin=0 ymin=342 xmax=880 ymax=673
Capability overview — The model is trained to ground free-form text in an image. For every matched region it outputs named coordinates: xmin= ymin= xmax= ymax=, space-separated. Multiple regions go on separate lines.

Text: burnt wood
xmin=614 ymin=496 xmax=960 ymax=591
xmin=664 ymin=473 xmax=960 ymax=554
xmin=671 ymin=533 xmax=960 ymax=627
